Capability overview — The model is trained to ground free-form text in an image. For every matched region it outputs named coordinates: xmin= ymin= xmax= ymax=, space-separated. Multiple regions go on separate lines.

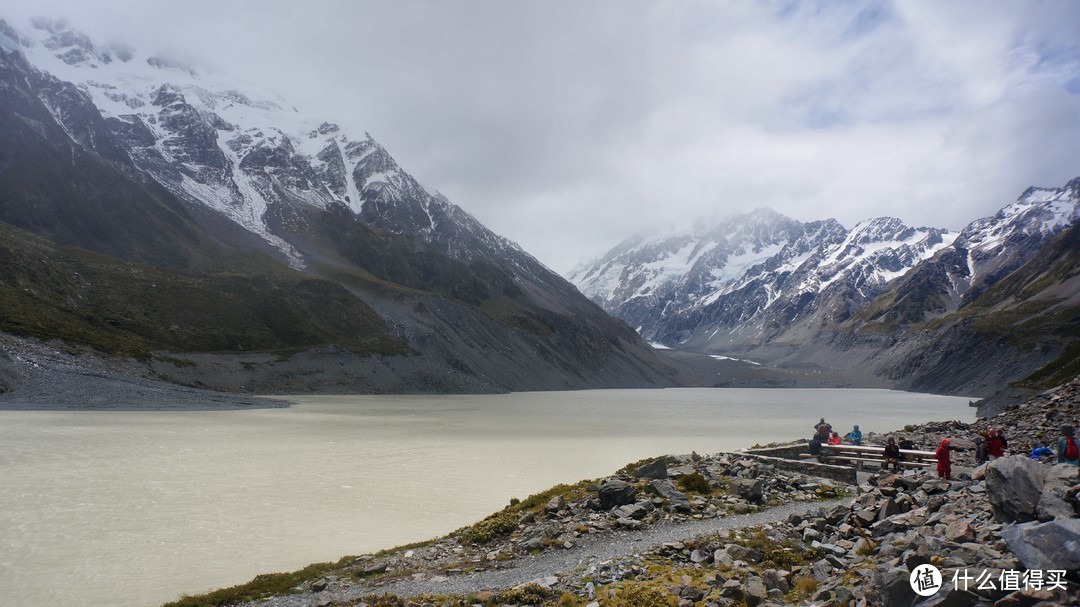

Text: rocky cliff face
xmin=858 ymin=179 xmax=1080 ymax=326
xmin=0 ymin=17 xmax=676 ymax=397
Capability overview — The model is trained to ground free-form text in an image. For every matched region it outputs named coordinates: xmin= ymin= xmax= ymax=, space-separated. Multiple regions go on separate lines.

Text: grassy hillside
xmin=0 ymin=222 xmax=409 ymax=357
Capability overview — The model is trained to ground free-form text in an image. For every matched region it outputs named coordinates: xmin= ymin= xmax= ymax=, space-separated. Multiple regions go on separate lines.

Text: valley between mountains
xmin=0 ymin=17 xmax=1078 ymax=412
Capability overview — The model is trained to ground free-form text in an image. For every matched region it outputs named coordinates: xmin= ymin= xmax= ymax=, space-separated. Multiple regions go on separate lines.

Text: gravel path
xmin=244 ymin=497 xmax=851 ymax=607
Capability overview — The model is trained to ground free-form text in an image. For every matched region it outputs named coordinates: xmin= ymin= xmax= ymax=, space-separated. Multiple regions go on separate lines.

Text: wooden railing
xmin=809 ymin=443 xmax=937 ymax=471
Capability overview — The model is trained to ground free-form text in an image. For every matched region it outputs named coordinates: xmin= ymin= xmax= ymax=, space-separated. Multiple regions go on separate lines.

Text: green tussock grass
xmin=160 ymin=556 xmax=357 ymax=607
xmin=676 ymin=472 xmax=712 ymax=494
xmin=454 ymin=479 xmax=594 ymax=545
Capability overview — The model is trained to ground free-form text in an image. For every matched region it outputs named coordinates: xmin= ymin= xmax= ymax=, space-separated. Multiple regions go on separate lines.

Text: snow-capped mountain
xmin=858 ymin=177 xmax=1080 ymax=325
xmin=572 ymin=176 xmax=1080 ymax=402
xmin=0 ymin=16 xmax=675 ymax=394
xmin=2 ymin=17 xmax=525 ymax=271
xmin=570 ymin=207 xmax=957 ymax=348
xmin=941 ymin=179 xmax=1080 ymax=303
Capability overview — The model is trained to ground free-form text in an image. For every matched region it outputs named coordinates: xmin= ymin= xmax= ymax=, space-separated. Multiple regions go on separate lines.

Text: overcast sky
xmin=6 ymin=1 xmax=1080 ymax=273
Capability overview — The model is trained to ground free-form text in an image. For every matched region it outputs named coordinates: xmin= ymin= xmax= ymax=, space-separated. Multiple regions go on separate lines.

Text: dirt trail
xmin=242 ymin=497 xmax=852 ymax=607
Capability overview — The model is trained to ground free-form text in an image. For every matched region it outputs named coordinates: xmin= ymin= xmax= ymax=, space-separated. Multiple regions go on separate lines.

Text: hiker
xmin=974 ymin=435 xmax=988 ymax=465
xmin=935 ymin=438 xmax=952 ymax=480
xmin=828 ymin=431 xmax=842 ymax=445
xmin=883 ymin=437 xmax=901 ymax=472
xmin=814 ymin=418 xmax=832 ymax=442
xmin=986 ymin=428 xmax=1007 ymax=459
xmin=808 ymin=437 xmax=823 ymax=456
xmin=897 ymin=437 xmax=914 ymax=465
xmin=849 ymin=424 xmax=863 ymax=446
xmin=1058 ymin=426 xmax=1080 ymax=466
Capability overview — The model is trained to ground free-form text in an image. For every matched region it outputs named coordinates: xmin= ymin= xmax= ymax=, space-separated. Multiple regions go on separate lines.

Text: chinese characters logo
xmin=910 ymin=564 xmax=943 ymax=597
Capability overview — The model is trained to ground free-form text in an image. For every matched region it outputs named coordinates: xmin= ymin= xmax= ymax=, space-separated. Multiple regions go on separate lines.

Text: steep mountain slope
xmin=855 ymin=178 xmax=1080 ymax=326
xmin=0 ymin=17 xmax=676 ymax=397
xmin=840 ymin=211 xmax=1080 ymax=406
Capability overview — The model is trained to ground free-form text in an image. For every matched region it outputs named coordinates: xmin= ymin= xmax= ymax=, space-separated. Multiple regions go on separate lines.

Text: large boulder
xmin=648 ymin=479 xmax=691 ymax=513
xmin=731 ymin=478 xmax=764 ymax=503
xmin=743 ymin=576 xmax=768 ymax=607
xmin=632 ymin=458 xmax=668 ymax=480
xmin=985 ymin=456 xmax=1046 ymax=523
xmin=873 ymin=566 xmax=916 ymax=607
xmin=1002 ymin=518 xmax=1080 ymax=571
xmin=726 ymin=543 xmax=764 ymax=563
xmin=1036 ymin=463 xmax=1080 ymax=521
xmin=597 ymin=478 xmax=637 ymax=510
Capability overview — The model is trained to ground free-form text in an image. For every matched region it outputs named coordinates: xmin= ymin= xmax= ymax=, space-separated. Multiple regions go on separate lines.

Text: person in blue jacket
xmin=849 ymin=424 xmax=863 ymax=446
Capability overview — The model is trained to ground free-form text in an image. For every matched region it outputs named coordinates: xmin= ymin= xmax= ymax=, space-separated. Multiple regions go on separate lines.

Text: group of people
xmin=807 ymin=418 xmax=1079 ymax=480
xmin=943 ymin=425 xmax=1079 ymax=479
xmin=972 ymin=428 xmax=1009 ymax=464
xmin=807 ymin=418 xmax=862 ymax=455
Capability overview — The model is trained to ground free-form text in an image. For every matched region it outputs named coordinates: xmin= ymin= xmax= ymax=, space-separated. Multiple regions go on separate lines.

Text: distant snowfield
xmin=709 ymin=354 xmax=762 ymax=366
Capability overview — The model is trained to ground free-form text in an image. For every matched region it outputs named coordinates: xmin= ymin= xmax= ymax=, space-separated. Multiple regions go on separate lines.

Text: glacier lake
xmin=0 ymin=388 xmax=975 ymax=607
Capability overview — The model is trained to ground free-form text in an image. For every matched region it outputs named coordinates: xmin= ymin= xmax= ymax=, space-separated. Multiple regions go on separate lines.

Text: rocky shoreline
xmin=0 ymin=333 xmax=292 ymax=410
xmin=0 ymin=331 xmax=857 ymax=411
xmin=161 ymin=379 xmax=1080 ymax=607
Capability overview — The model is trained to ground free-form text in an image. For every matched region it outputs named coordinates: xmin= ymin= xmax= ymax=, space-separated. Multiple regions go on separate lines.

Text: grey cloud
xmin=4 ymin=0 xmax=1079 ymax=273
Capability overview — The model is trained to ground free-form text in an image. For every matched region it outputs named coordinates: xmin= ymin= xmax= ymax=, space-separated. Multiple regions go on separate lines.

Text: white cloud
xmin=5 ymin=0 xmax=1080 ymax=273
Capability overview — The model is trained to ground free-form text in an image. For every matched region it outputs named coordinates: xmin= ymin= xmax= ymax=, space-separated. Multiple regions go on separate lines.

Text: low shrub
xmin=456 ymin=510 xmax=519 ymax=545
xmin=607 ymin=584 xmax=675 ymax=607
xmin=496 ymin=583 xmax=552 ymax=605
xmin=676 ymin=472 xmax=712 ymax=494
xmin=791 ymin=576 xmax=818 ymax=598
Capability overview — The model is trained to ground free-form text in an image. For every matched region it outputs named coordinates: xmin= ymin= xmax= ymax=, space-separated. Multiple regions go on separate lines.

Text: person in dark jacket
xmin=883 ymin=437 xmax=901 ymax=472
xmin=974 ymin=435 xmax=988 ymax=465
xmin=897 ymin=437 xmax=914 ymax=465
xmin=814 ymin=418 xmax=832 ymax=442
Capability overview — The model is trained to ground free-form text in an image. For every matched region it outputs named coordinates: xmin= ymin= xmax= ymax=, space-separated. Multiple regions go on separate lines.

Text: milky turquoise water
xmin=0 ymin=388 xmax=974 ymax=607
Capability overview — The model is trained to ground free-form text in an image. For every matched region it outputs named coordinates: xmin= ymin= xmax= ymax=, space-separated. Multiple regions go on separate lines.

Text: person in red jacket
xmin=936 ymin=438 xmax=953 ymax=480
xmin=986 ymin=428 xmax=1007 ymax=459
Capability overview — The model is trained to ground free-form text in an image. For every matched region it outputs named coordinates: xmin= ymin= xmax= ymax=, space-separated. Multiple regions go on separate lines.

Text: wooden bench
xmin=817 ymin=444 xmax=937 ymax=471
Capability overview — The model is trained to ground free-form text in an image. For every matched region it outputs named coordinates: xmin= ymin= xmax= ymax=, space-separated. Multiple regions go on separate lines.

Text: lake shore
xmin=1 ymin=387 xmax=976 ymax=607
xmin=169 ymin=379 xmax=1080 ymax=607
xmin=0 ymin=331 xmax=917 ymax=412
xmin=0 ymin=332 xmax=293 ymax=410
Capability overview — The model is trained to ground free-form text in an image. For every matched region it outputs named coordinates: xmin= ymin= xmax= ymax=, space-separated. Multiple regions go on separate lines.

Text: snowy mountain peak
xmin=573 ymin=178 xmax=1079 ymax=350
xmin=2 ymin=15 xmax=529 ymax=271
xmin=961 ymin=177 xmax=1080 ymax=255
xmin=572 ymin=205 xmax=962 ymax=347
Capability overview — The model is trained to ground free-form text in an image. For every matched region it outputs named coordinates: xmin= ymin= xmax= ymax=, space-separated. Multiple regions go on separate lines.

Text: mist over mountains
xmin=571 ymin=179 xmax=1080 ymax=407
xmin=1 ymin=15 xmax=1077 ymax=409
xmin=0 ymin=17 xmax=675 ymax=399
